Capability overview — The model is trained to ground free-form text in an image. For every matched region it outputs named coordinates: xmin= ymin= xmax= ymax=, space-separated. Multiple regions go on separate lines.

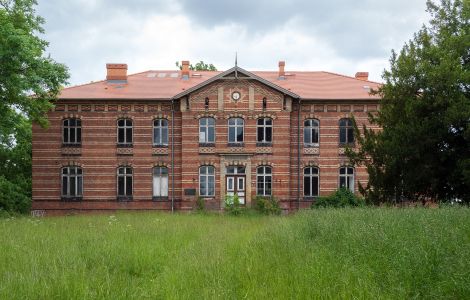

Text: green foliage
xmin=195 ymin=197 xmax=205 ymax=211
xmin=175 ymin=60 xmax=217 ymax=71
xmin=312 ymin=188 xmax=364 ymax=208
xmin=348 ymin=0 xmax=470 ymax=204
xmin=0 ymin=176 xmax=30 ymax=213
xmin=224 ymin=194 xmax=242 ymax=215
xmin=254 ymin=196 xmax=282 ymax=215
xmin=0 ymin=209 xmax=469 ymax=298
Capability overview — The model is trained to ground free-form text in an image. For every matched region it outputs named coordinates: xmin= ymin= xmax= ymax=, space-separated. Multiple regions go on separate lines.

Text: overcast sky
xmin=37 ymin=0 xmax=430 ymax=86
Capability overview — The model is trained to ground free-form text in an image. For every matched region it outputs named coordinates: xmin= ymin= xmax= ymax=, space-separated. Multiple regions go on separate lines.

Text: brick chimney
xmin=278 ymin=61 xmax=286 ymax=79
xmin=106 ymin=64 xmax=128 ymax=81
xmin=355 ymin=72 xmax=369 ymax=81
xmin=181 ymin=60 xmax=190 ymax=79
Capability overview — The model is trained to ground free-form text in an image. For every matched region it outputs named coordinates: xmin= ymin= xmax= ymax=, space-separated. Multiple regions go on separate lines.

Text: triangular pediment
xmin=173 ymin=66 xmax=299 ymax=99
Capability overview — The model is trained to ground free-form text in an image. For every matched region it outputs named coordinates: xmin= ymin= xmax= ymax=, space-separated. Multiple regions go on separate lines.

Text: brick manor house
xmin=32 ymin=61 xmax=381 ymax=214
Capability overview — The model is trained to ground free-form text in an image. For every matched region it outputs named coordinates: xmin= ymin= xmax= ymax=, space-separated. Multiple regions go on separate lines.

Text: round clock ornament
xmin=232 ymin=91 xmax=241 ymax=101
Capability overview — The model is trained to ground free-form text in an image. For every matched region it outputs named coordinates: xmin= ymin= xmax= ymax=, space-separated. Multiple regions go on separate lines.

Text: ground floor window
xmin=61 ymin=166 xmax=83 ymax=198
xmin=118 ymin=166 xmax=133 ymax=197
xmin=339 ymin=167 xmax=354 ymax=192
xmin=304 ymin=167 xmax=319 ymax=197
xmin=153 ymin=167 xmax=168 ymax=197
xmin=199 ymin=166 xmax=215 ymax=197
xmin=256 ymin=166 xmax=272 ymax=196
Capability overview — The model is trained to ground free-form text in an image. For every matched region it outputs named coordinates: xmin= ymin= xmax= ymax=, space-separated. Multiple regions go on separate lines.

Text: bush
xmin=224 ymin=194 xmax=242 ymax=216
xmin=254 ymin=196 xmax=282 ymax=215
xmin=0 ymin=176 xmax=31 ymax=214
xmin=312 ymin=188 xmax=364 ymax=208
xmin=195 ymin=197 xmax=205 ymax=211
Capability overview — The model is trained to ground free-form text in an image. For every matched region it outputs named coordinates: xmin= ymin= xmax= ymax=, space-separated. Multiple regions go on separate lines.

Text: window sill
xmin=61 ymin=196 xmax=83 ymax=202
xmin=339 ymin=143 xmax=355 ymax=148
xmin=62 ymin=143 xmax=81 ymax=148
xmin=304 ymin=144 xmax=319 ymax=148
xmin=152 ymin=196 xmax=169 ymax=201
xmin=152 ymin=144 xmax=168 ymax=148
xmin=199 ymin=142 xmax=215 ymax=147
xmin=256 ymin=142 xmax=272 ymax=147
xmin=303 ymin=196 xmax=318 ymax=201
xmin=117 ymin=143 xmax=133 ymax=148
xmin=117 ymin=196 xmax=133 ymax=202
xmin=227 ymin=142 xmax=244 ymax=147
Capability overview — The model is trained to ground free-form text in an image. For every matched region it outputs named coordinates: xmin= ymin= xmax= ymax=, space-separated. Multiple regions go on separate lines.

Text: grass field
xmin=1 ymin=208 xmax=469 ymax=299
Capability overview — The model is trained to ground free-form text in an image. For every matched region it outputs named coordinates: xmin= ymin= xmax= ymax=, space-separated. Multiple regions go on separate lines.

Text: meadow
xmin=0 ymin=208 xmax=469 ymax=299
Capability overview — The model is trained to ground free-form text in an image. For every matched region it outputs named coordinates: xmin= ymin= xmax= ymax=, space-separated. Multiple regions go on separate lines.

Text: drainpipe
xmin=171 ymin=99 xmax=175 ymax=213
xmin=297 ymin=99 xmax=301 ymax=210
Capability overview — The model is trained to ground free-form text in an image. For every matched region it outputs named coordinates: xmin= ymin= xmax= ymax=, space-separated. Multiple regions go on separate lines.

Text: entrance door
xmin=226 ymin=166 xmax=246 ymax=204
xmin=226 ymin=176 xmax=245 ymax=204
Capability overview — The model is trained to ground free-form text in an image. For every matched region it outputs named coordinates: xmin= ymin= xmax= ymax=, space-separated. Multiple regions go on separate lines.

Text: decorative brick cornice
xmin=301 ymin=160 xmax=319 ymax=168
xmin=152 ymin=147 xmax=168 ymax=156
xmin=194 ymin=113 xmax=218 ymax=120
xmin=61 ymin=114 xmax=82 ymax=120
xmin=153 ymin=161 xmax=168 ymax=168
xmin=152 ymin=114 xmax=171 ymax=120
xmin=255 ymin=147 xmax=273 ymax=154
xmin=254 ymin=161 xmax=274 ymax=167
xmin=117 ymin=114 xmax=134 ymax=120
xmin=224 ymin=160 xmax=247 ymax=167
xmin=61 ymin=147 xmax=82 ymax=156
xmin=304 ymin=147 xmax=319 ymax=155
xmin=200 ymin=160 xmax=218 ymax=167
xmin=117 ymin=147 xmax=134 ymax=156
xmin=199 ymin=147 xmax=216 ymax=154
xmin=252 ymin=113 xmax=277 ymax=120
xmin=116 ymin=162 xmax=133 ymax=168
xmin=304 ymin=114 xmax=320 ymax=120
xmin=61 ymin=161 xmax=83 ymax=168
xmin=224 ymin=113 xmax=246 ymax=119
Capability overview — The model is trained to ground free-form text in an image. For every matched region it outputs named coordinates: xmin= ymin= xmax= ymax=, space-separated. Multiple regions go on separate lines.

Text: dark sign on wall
xmin=184 ymin=188 xmax=197 ymax=196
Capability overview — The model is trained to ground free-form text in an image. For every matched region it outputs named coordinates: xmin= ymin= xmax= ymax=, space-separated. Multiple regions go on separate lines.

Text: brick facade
xmin=32 ymin=64 xmax=380 ymax=214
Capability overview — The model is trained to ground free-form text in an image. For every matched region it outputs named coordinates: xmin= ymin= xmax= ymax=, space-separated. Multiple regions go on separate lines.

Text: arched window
xmin=153 ymin=119 xmax=168 ymax=146
xmin=117 ymin=119 xmax=133 ymax=145
xmin=61 ymin=166 xmax=83 ymax=199
xmin=304 ymin=119 xmax=319 ymax=146
xmin=199 ymin=166 xmax=215 ymax=197
xmin=339 ymin=167 xmax=354 ymax=192
xmin=199 ymin=117 xmax=215 ymax=144
xmin=63 ymin=118 xmax=81 ymax=145
xmin=257 ymin=166 xmax=272 ymax=196
xmin=339 ymin=118 xmax=354 ymax=144
xmin=257 ymin=118 xmax=273 ymax=144
xmin=304 ymin=167 xmax=319 ymax=197
xmin=117 ymin=166 xmax=133 ymax=199
xmin=153 ymin=167 xmax=168 ymax=198
xmin=228 ymin=118 xmax=244 ymax=143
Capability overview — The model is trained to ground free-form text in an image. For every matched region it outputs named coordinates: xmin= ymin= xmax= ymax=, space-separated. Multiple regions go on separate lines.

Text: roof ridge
xmin=321 ymin=71 xmax=382 ymax=85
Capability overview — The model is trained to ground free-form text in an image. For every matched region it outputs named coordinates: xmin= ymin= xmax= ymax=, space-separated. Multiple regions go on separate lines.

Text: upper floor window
xmin=153 ymin=167 xmax=168 ymax=198
xmin=117 ymin=166 xmax=133 ymax=199
xmin=153 ymin=119 xmax=168 ymax=146
xmin=339 ymin=167 xmax=354 ymax=192
xmin=61 ymin=166 xmax=83 ymax=199
xmin=257 ymin=118 xmax=273 ymax=144
xmin=199 ymin=166 xmax=215 ymax=197
xmin=63 ymin=118 xmax=81 ymax=145
xmin=339 ymin=118 xmax=354 ymax=145
xmin=304 ymin=167 xmax=319 ymax=197
xmin=199 ymin=118 xmax=215 ymax=144
xmin=304 ymin=119 xmax=319 ymax=146
xmin=228 ymin=118 xmax=244 ymax=143
xmin=204 ymin=97 xmax=209 ymax=110
xmin=117 ymin=119 xmax=133 ymax=145
xmin=262 ymin=97 xmax=267 ymax=110
xmin=256 ymin=166 xmax=272 ymax=196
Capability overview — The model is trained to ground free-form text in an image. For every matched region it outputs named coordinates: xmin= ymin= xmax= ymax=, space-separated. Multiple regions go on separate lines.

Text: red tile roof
xmin=59 ymin=69 xmax=381 ymax=100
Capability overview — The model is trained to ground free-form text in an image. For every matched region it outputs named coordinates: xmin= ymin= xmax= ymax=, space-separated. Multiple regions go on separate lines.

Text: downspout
xmin=171 ymin=99 xmax=175 ymax=213
xmin=297 ymin=98 xmax=301 ymax=210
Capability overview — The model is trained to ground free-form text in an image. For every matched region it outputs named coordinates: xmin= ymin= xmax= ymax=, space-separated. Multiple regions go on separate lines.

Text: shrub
xmin=224 ymin=194 xmax=242 ymax=216
xmin=195 ymin=196 xmax=205 ymax=211
xmin=0 ymin=176 xmax=31 ymax=214
xmin=254 ymin=196 xmax=282 ymax=215
xmin=312 ymin=188 xmax=364 ymax=208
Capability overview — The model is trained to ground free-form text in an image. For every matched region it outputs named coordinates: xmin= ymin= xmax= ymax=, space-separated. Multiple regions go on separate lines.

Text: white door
xmin=226 ymin=176 xmax=235 ymax=197
xmin=237 ymin=177 xmax=245 ymax=204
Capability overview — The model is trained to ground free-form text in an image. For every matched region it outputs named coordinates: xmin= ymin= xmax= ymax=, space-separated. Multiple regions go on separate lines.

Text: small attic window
xmin=147 ymin=73 xmax=157 ymax=78
xmin=262 ymin=97 xmax=267 ymax=110
xmin=192 ymin=73 xmax=202 ymax=77
xmin=170 ymin=73 xmax=179 ymax=78
xmin=363 ymin=85 xmax=371 ymax=90
xmin=204 ymin=97 xmax=209 ymax=110
xmin=157 ymin=73 xmax=167 ymax=78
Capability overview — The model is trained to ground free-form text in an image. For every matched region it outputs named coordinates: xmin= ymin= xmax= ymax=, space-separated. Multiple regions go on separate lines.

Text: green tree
xmin=175 ymin=60 xmax=217 ymax=71
xmin=0 ymin=0 xmax=69 ymax=213
xmin=348 ymin=0 xmax=470 ymax=204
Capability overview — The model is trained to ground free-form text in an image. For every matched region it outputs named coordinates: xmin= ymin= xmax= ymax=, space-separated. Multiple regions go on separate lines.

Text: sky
xmin=37 ymin=0 xmax=430 ymax=86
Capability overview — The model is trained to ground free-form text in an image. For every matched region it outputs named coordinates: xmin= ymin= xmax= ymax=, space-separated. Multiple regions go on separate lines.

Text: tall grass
xmin=1 ymin=208 xmax=469 ymax=299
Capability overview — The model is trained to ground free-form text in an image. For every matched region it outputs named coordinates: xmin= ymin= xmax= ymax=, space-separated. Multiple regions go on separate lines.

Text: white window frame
xmin=339 ymin=166 xmax=354 ymax=192
xmin=199 ymin=117 xmax=215 ymax=143
xmin=228 ymin=118 xmax=244 ymax=143
xmin=62 ymin=118 xmax=82 ymax=145
xmin=304 ymin=167 xmax=319 ymax=197
xmin=117 ymin=166 xmax=133 ymax=197
xmin=304 ymin=119 xmax=319 ymax=147
xmin=61 ymin=166 xmax=83 ymax=197
xmin=256 ymin=166 xmax=272 ymax=196
xmin=257 ymin=118 xmax=273 ymax=143
xmin=199 ymin=166 xmax=215 ymax=197
xmin=153 ymin=167 xmax=168 ymax=198
xmin=153 ymin=119 xmax=169 ymax=146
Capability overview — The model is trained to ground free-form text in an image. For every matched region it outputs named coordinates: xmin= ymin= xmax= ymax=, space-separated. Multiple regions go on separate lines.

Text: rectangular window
xmin=153 ymin=168 xmax=169 ymax=197
xmin=199 ymin=118 xmax=215 ymax=143
xmin=61 ymin=166 xmax=83 ymax=199
xmin=63 ymin=118 xmax=82 ymax=145
xmin=199 ymin=166 xmax=215 ymax=197
xmin=153 ymin=119 xmax=169 ymax=146
xmin=228 ymin=118 xmax=244 ymax=143
xmin=117 ymin=119 xmax=133 ymax=145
